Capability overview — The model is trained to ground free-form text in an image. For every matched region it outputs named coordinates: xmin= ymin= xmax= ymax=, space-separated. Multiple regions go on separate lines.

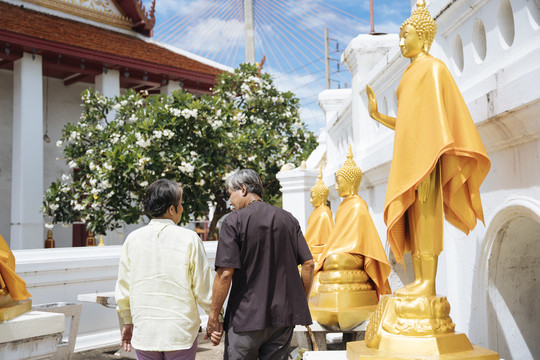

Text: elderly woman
xmin=115 ymin=179 xmax=221 ymax=360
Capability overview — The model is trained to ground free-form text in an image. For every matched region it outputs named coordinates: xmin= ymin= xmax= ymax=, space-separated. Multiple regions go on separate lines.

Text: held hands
xmin=205 ymin=318 xmax=224 ymax=346
xmin=121 ymin=324 xmax=133 ymax=352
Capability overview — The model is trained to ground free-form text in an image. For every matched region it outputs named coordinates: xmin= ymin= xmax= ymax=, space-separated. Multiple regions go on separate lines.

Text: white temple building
xmin=278 ymin=0 xmax=540 ymax=359
xmin=0 ymin=0 xmax=228 ymax=353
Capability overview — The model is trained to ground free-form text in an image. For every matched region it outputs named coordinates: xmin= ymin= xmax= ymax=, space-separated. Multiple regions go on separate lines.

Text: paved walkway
xmin=73 ymin=335 xmax=224 ymax=360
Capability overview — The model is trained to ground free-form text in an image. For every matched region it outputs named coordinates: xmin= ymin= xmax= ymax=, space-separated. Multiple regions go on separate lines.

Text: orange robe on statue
xmin=305 ymin=205 xmax=333 ymax=262
xmin=0 ymin=235 xmax=31 ymax=301
xmin=385 ymin=55 xmax=491 ymax=263
xmin=316 ymin=195 xmax=391 ymax=296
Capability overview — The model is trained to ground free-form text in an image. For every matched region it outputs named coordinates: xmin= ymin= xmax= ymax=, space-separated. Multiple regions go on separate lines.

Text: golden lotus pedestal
xmin=0 ymin=298 xmax=32 ymax=322
xmin=347 ymin=295 xmax=499 ymax=360
xmin=309 ymin=289 xmax=378 ymax=331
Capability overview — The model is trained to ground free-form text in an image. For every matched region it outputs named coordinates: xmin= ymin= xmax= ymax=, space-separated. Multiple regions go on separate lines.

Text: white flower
xmin=69 ymin=131 xmax=80 ymax=141
xmin=128 ymin=114 xmax=137 ymax=122
xmin=163 ymin=129 xmax=174 ymax=139
xmin=103 ymin=162 xmax=113 ymax=171
xmin=62 ymin=173 xmax=71 ymax=181
xmin=112 ymin=104 xmax=122 ymax=111
xmin=68 ymin=161 xmax=77 ymax=168
xmin=178 ymin=161 xmax=195 ymax=175
xmin=45 ymin=223 xmax=54 ymax=229
xmin=153 ymin=130 xmax=163 ymax=139
xmin=89 ymin=162 xmax=96 ymax=171
xmin=117 ymin=120 xmax=124 ymax=126
xmin=181 ymin=109 xmax=197 ymax=118
xmin=96 ymin=124 xmax=104 ymax=131
xmin=136 ymin=138 xmax=151 ymax=148
xmin=86 ymin=149 xmax=94 ymax=155
xmin=49 ymin=203 xmax=59 ymax=211
xmin=100 ymin=179 xmax=111 ymax=189
xmin=74 ymin=203 xmax=85 ymax=211
xmin=56 ymin=140 xmax=63 ymax=148
xmin=247 ymin=155 xmax=256 ymax=162
xmin=91 ymin=188 xmax=100 ymax=196
xmin=140 ymin=181 xmax=148 ymax=187
xmin=120 ymin=100 xmax=128 ymax=106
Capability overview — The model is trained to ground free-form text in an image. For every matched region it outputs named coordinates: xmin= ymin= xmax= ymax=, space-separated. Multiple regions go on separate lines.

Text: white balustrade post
xmin=276 ymin=168 xmax=318 ymax=234
xmin=11 ymin=52 xmax=44 ymax=249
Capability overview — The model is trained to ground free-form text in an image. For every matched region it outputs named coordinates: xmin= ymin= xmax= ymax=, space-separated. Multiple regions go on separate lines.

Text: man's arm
xmin=205 ymin=267 xmax=234 ymax=345
xmin=300 ymin=258 xmax=314 ymax=300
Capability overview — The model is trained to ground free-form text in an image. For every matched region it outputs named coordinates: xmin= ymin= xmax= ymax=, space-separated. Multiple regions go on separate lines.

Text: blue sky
xmin=147 ymin=1 xmax=412 ymax=131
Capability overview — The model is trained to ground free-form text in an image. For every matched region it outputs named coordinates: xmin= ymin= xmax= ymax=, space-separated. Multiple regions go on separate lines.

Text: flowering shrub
xmin=43 ymin=63 xmax=317 ymax=235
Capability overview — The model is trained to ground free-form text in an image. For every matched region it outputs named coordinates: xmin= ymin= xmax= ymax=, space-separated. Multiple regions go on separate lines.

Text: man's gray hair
xmin=225 ymin=169 xmax=264 ymax=197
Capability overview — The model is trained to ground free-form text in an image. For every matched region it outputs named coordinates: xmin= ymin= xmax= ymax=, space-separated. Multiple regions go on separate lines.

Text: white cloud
xmin=179 ymin=18 xmax=244 ymax=55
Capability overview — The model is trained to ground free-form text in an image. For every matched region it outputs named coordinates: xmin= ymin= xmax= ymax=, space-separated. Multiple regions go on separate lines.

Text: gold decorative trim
xmin=24 ymin=0 xmax=132 ymax=30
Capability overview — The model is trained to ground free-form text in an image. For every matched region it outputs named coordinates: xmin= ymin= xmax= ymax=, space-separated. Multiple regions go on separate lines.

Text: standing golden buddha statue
xmin=309 ymin=146 xmax=391 ymax=331
xmin=349 ymin=1 xmax=498 ymax=358
xmin=0 ymin=234 xmax=32 ymax=322
xmin=305 ymin=167 xmax=334 ymax=264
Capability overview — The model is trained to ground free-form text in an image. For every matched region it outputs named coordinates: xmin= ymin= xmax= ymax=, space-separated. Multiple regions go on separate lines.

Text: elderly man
xmin=206 ymin=169 xmax=314 ymax=360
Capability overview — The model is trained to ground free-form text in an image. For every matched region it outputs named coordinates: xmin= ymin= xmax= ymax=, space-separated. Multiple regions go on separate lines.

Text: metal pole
xmin=324 ymin=27 xmax=330 ymax=89
xmin=244 ymin=0 xmax=255 ymax=64
xmin=369 ymin=0 xmax=375 ymax=34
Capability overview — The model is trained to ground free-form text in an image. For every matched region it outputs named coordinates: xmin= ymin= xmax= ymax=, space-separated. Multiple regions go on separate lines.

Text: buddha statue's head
xmin=310 ymin=167 xmax=329 ymax=208
xmin=335 ymin=145 xmax=362 ymax=197
xmin=400 ymin=0 xmax=437 ymax=58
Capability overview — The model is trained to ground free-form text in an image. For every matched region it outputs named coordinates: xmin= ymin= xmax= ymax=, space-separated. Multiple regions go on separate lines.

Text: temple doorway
xmin=487 ymin=215 xmax=540 ymax=359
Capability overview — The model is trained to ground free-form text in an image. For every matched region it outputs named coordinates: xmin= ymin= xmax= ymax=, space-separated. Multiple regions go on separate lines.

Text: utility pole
xmin=369 ymin=0 xmax=375 ymax=34
xmin=324 ymin=27 xmax=330 ymax=89
xmin=244 ymin=0 xmax=255 ymax=64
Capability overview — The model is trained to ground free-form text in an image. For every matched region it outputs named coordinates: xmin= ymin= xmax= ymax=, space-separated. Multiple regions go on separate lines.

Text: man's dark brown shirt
xmin=215 ymin=201 xmax=313 ymax=332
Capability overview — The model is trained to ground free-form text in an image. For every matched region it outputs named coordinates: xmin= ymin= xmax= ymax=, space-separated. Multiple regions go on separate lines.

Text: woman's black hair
xmin=143 ymin=179 xmax=183 ymax=218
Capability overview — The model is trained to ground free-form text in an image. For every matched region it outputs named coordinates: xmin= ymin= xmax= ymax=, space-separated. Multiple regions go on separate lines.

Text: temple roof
xmin=23 ymin=0 xmax=156 ymax=36
xmin=0 ymin=1 xmax=227 ymax=94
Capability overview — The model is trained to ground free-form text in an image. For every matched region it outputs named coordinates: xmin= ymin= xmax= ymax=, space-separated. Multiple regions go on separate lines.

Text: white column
xmin=95 ymin=70 xmax=120 ymax=122
xmin=11 ymin=52 xmax=44 ymax=249
xmin=276 ymin=168 xmax=318 ymax=234
xmin=160 ymin=80 xmax=182 ymax=95
xmin=94 ymin=70 xmax=120 ymax=98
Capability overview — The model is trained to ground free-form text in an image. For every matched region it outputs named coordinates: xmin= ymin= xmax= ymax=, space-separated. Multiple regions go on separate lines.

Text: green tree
xmin=43 ymin=63 xmax=317 ymax=237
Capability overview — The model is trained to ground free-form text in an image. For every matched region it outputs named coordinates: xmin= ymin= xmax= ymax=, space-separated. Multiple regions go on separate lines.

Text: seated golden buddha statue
xmin=0 ymin=234 xmax=32 ymax=322
xmin=305 ymin=167 xmax=333 ymax=265
xmin=309 ymin=146 xmax=391 ymax=331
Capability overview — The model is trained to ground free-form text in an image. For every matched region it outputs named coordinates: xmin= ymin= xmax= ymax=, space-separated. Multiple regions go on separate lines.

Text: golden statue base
xmin=0 ymin=298 xmax=32 ymax=322
xmin=310 ymin=290 xmax=378 ymax=331
xmin=347 ymin=339 xmax=500 ymax=359
xmin=346 ymin=295 xmax=499 ymax=359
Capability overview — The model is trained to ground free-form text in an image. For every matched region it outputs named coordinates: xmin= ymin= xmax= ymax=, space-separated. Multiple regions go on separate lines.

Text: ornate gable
xmin=22 ymin=0 xmax=155 ymax=36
